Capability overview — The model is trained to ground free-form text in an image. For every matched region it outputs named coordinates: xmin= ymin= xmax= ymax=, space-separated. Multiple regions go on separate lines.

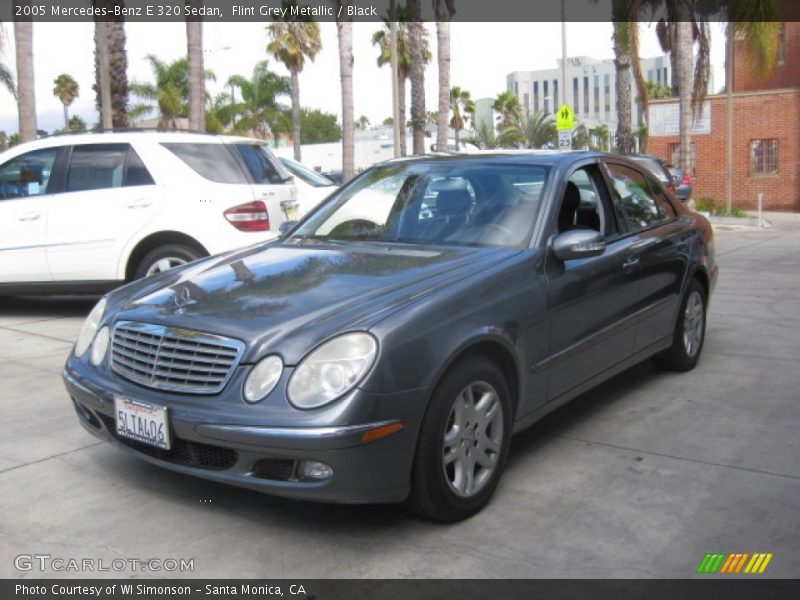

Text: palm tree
xmin=434 ymin=0 xmax=455 ymax=155
xmin=465 ymin=120 xmax=499 ymax=150
xmin=14 ymin=22 xmax=36 ymax=142
xmin=94 ymin=11 xmax=130 ymax=129
xmin=227 ymin=61 xmax=290 ymax=140
xmin=496 ymin=110 xmax=556 ymax=149
xmin=336 ymin=3 xmax=355 ymax=181
xmin=372 ymin=13 xmax=430 ymax=156
xmin=266 ymin=4 xmax=322 ymax=161
xmin=572 ymin=122 xmax=591 ymax=150
xmin=449 ymin=86 xmax=472 ymax=151
xmin=130 ymin=55 xmax=215 ymax=128
xmin=492 ymin=91 xmax=521 ymax=130
xmin=68 ymin=115 xmax=87 ymax=132
xmin=53 ymin=74 xmax=79 ymax=128
xmin=355 ymin=115 xmax=370 ymax=130
xmin=589 ymin=123 xmax=610 ymax=151
xmin=0 ymin=24 xmax=15 ymax=99
xmin=406 ymin=0 xmax=426 ymax=154
xmin=185 ymin=2 xmax=205 ymax=131
xmin=611 ymin=17 xmax=635 ymax=153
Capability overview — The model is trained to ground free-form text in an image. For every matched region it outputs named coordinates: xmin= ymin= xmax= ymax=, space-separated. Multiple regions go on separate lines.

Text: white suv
xmin=0 ymin=131 xmax=298 ymax=293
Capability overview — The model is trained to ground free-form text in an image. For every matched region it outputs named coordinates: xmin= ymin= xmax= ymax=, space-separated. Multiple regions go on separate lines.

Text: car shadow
xmin=0 ymin=295 xmax=99 ymax=318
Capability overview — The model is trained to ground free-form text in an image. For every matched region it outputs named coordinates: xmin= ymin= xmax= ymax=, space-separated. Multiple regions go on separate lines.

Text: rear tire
xmin=134 ymin=244 xmax=203 ymax=280
xmin=408 ymin=356 xmax=512 ymax=522
xmin=653 ymin=279 xmax=707 ymax=372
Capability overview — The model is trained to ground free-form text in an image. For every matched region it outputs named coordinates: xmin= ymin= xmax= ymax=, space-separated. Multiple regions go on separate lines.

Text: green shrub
xmin=695 ymin=197 xmax=716 ymax=213
xmin=729 ymin=206 xmax=747 ymax=218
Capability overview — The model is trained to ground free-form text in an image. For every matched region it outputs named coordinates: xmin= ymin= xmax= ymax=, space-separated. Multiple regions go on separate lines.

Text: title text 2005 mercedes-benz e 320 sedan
xmin=63 ymin=152 xmax=717 ymax=521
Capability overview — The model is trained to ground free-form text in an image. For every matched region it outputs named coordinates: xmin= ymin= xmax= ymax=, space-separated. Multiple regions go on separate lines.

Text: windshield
xmin=281 ymin=158 xmax=336 ymax=187
xmin=289 ymin=162 xmax=549 ymax=248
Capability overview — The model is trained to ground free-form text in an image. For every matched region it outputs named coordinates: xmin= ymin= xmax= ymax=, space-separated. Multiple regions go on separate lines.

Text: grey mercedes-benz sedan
xmin=63 ymin=151 xmax=717 ymax=521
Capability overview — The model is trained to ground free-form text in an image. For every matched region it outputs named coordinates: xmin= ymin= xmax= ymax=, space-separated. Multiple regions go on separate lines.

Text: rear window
xmin=162 ymin=143 xmax=249 ymax=184
xmin=66 ymin=144 xmax=154 ymax=192
xmin=233 ymin=144 xmax=289 ymax=185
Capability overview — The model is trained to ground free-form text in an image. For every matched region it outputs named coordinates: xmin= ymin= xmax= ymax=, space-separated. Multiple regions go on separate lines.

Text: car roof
xmin=375 ymin=150 xmax=652 ymax=170
xmin=3 ymin=130 xmax=268 ymax=151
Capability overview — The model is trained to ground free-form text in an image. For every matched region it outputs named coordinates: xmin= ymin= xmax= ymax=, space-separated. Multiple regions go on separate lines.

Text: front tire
xmin=408 ymin=357 xmax=512 ymax=522
xmin=653 ymin=279 xmax=707 ymax=372
xmin=134 ymin=244 xmax=204 ymax=280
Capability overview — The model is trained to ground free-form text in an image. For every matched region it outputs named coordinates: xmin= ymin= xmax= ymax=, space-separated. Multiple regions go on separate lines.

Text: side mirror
xmin=279 ymin=220 xmax=297 ymax=235
xmin=552 ymin=229 xmax=606 ymax=261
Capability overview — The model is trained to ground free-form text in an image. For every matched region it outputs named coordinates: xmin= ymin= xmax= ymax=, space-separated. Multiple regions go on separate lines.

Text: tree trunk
xmin=14 ymin=21 xmax=37 ymax=142
xmin=63 ymin=104 xmax=69 ymax=128
xmin=407 ymin=0 xmax=426 ymax=155
xmin=676 ymin=17 xmax=694 ymax=171
xmin=185 ymin=7 xmax=205 ymax=132
xmin=612 ymin=22 xmax=635 ymax=154
xmin=337 ymin=16 xmax=354 ymax=182
xmin=398 ymin=74 xmax=407 ymax=156
xmin=290 ymin=68 xmax=302 ymax=161
xmin=454 ymin=127 xmax=459 ymax=151
xmin=436 ymin=19 xmax=450 ymax=153
xmin=107 ymin=19 xmax=129 ymax=128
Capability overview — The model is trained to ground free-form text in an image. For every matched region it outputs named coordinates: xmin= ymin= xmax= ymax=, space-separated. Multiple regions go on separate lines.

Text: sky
xmin=0 ymin=21 xmax=726 ymax=135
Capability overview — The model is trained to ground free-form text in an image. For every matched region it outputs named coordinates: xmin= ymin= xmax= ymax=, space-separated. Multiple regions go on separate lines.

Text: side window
xmin=125 ymin=148 xmax=155 ymax=186
xmin=67 ymin=144 xmax=128 ymax=192
xmin=234 ymin=144 xmax=289 ymax=185
xmin=162 ymin=143 xmax=249 ymax=184
xmin=645 ymin=174 xmax=677 ymax=220
xmin=0 ymin=148 xmax=59 ymax=200
xmin=558 ymin=165 xmax=619 ymax=238
xmin=605 ymin=163 xmax=662 ymax=232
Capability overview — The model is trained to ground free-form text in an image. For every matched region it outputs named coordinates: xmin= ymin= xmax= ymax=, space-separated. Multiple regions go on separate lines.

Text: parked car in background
xmin=64 ymin=151 xmax=717 ymax=521
xmin=323 ymin=170 xmax=343 ymax=185
xmin=627 ymin=154 xmax=676 ymax=195
xmin=0 ymin=131 xmax=298 ymax=294
xmin=669 ymin=166 xmax=692 ymax=202
xmin=279 ymin=157 xmax=338 ymax=215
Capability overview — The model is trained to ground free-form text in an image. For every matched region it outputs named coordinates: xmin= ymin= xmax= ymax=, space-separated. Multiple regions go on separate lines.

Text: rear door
xmin=0 ymin=146 xmax=62 ymax=283
xmin=230 ymin=143 xmax=298 ymax=228
xmin=602 ymin=161 xmax=690 ymax=352
xmin=46 ymin=143 xmax=161 ymax=281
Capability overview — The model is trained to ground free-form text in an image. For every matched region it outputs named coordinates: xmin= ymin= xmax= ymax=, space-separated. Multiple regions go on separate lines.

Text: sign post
xmin=556 ymin=103 xmax=574 ymax=151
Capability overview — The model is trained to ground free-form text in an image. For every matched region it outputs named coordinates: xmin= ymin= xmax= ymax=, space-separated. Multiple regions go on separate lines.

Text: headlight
xmin=243 ymin=355 xmax=283 ymax=403
xmin=90 ymin=326 xmax=110 ymax=366
xmin=288 ymin=332 xmax=378 ymax=409
xmin=74 ymin=297 xmax=107 ymax=358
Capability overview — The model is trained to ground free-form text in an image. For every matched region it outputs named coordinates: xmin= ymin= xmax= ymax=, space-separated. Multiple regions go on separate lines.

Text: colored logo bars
xmin=696 ymin=553 xmax=774 ymax=574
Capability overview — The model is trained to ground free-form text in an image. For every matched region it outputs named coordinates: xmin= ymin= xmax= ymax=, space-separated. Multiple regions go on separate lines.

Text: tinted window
xmin=162 ymin=143 xmax=249 ymax=184
xmin=126 ymin=149 xmax=155 ymax=186
xmin=606 ymin=163 xmax=662 ymax=231
xmin=645 ymin=175 xmax=677 ymax=220
xmin=0 ymin=148 xmax=59 ymax=199
xmin=292 ymin=163 xmax=548 ymax=248
xmin=234 ymin=144 xmax=288 ymax=185
xmin=67 ymin=144 xmax=128 ymax=192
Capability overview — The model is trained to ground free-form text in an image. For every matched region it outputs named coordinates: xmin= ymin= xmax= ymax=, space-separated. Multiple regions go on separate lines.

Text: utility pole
xmin=561 ymin=0 xmax=567 ymax=112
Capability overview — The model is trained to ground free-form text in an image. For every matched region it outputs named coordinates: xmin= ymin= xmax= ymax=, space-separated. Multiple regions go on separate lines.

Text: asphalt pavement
xmin=1 ymin=219 xmax=798 ymax=579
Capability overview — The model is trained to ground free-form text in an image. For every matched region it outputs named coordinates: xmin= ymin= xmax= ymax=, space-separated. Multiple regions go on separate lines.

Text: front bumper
xmin=63 ymin=361 xmax=428 ymax=504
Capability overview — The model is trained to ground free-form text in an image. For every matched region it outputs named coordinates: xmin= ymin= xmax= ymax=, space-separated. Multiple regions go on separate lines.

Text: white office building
xmin=507 ymin=55 xmax=672 ymax=132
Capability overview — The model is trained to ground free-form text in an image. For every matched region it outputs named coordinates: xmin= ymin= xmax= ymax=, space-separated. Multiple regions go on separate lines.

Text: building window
xmin=514 ymin=81 xmax=519 ymax=97
xmin=750 ymin=139 xmax=779 ymax=174
xmin=583 ymin=76 xmax=589 ymax=114
xmin=543 ymin=80 xmax=549 ymax=113
xmin=553 ymin=79 xmax=559 ymax=108
xmin=593 ymin=75 xmax=600 ymax=114
xmin=668 ymin=142 xmax=697 ymax=175
xmin=533 ymin=81 xmax=539 ymax=112
xmin=604 ymin=74 xmax=610 ymax=114
xmin=573 ymin=77 xmax=579 ymax=114
xmin=524 ymin=93 xmax=530 ymax=114
xmin=777 ymin=24 xmax=786 ymax=65
xmin=663 ymin=67 xmax=669 ymax=88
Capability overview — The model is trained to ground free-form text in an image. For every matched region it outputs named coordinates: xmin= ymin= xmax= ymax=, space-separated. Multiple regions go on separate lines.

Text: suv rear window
xmin=162 ymin=143 xmax=249 ymax=184
xmin=66 ymin=144 xmax=155 ymax=192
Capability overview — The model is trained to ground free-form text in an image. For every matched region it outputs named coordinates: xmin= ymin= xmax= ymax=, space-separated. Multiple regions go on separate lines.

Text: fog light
xmin=90 ymin=326 xmax=110 ymax=366
xmin=298 ymin=460 xmax=333 ymax=481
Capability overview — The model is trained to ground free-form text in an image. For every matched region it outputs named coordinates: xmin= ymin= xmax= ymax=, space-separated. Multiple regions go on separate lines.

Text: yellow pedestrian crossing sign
xmin=556 ymin=104 xmax=575 ymax=130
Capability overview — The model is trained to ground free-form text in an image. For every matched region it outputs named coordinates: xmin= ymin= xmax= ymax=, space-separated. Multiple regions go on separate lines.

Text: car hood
xmin=113 ymin=240 xmax=520 ymax=363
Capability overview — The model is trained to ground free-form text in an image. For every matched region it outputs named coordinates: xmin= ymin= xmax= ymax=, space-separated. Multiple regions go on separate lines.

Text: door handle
xmin=126 ymin=199 xmax=152 ymax=209
xmin=19 ymin=211 xmax=41 ymax=222
xmin=622 ymin=256 xmax=640 ymax=270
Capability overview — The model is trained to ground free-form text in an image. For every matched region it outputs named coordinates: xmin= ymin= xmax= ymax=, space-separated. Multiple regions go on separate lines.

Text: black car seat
xmin=558 ymin=182 xmax=581 ymax=232
xmin=434 ymin=189 xmax=472 ymax=239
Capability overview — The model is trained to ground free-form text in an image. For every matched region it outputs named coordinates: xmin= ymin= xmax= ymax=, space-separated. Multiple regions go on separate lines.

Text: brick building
xmin=648 ymin=22 xmax=800 ymax=212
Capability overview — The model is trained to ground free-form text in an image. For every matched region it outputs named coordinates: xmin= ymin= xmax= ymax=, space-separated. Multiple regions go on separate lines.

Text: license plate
xmin=283 ymin=204 xmax=298 ymax=220
xmin=113 ymin=396 xmax=171 ymax=450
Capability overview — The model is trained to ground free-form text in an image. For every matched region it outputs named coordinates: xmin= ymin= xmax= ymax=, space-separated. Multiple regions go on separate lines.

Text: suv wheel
xmin=408 ymin=356 xmax=512 ymax=522
xmin=135 ymin=244 xmax=203 ymax=279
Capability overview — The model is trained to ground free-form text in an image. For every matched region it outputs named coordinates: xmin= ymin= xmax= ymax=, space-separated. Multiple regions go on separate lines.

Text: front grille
xmin=98 ymin=413 xmax=238 ymax=471
xmin=110 ymin=321 xmax=244 ymax=394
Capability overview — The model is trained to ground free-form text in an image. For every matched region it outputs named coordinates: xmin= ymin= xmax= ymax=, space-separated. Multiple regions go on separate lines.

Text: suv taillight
xmin=680 ymin=172 xmax=691 ymax=185
xmin=224 ymin=201 xmax=270 ymax=232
